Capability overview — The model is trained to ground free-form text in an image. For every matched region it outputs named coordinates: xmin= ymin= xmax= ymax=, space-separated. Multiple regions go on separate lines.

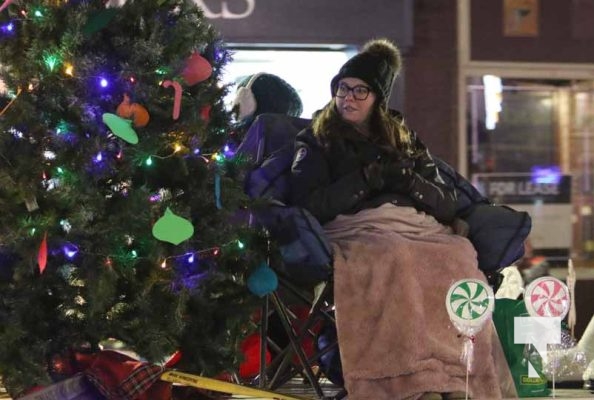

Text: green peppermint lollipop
xmin=446 ymin=279 xmax=495 ymax=334
xmin=446 ymin=278 xmax=495 ymax=380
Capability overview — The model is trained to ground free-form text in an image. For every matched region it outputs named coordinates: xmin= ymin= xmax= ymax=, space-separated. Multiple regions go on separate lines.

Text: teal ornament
xmin=214 ymin=172 xmax=222 ymax=209
xmin=152 ymin=208 xmax=194 ymax=245
xmin=103 ymin=113 xmax=138 ymax=144
xmin=247 ymin=262 xmax=278 ymax=297
xmin=83 ymin=8 xmax=118 ymax=37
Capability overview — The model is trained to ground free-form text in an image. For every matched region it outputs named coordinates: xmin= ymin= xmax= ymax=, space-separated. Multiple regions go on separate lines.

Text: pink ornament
xmin=181 ymin=52 xmax=212 ymax=86
xmin=162 ymin=80 xmax=182 ymax=120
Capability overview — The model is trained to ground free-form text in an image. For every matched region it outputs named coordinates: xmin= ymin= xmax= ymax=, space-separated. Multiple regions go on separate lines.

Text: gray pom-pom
xmin=362 ymin=38 xmax=402 ymax=73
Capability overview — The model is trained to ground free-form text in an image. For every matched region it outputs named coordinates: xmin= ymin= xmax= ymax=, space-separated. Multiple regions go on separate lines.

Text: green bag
xmin=493 ymin=298 xmax=550 ymax=397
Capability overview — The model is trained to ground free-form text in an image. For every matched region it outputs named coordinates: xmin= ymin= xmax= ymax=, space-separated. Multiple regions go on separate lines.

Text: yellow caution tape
xmin=160 ymin=370 xmax=310 ymax=400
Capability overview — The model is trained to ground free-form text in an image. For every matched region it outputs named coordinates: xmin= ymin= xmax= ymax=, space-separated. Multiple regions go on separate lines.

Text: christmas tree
xmin=0 ymin=0 xmax=267 ymax=396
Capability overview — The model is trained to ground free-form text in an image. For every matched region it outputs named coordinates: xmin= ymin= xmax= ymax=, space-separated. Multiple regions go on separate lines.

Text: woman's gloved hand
xmin=363 ymin=158 xmax=415 ymax=193
xmin=362 ymin=161 xmax=384 ymax=191
xmin=381 ymin=159 xmax=414 ymax=193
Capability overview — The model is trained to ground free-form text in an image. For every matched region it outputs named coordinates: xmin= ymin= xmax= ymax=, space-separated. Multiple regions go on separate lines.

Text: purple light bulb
xmin=62 ymin=244 xmax=79 ymax=259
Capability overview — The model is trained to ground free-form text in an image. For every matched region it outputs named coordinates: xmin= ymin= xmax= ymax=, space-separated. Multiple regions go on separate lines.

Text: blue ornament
xmin=247 ymin=262 xmax=278 ymax=297
xmin=0 ymin=249 xmax=16 ymax=282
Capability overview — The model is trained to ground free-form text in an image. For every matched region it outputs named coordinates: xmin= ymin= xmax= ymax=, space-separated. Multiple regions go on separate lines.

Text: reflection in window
xmin=466 ymin=77 xmax=594 ymax=261
xmin=467 ymin=78 xmax=560 ymax=175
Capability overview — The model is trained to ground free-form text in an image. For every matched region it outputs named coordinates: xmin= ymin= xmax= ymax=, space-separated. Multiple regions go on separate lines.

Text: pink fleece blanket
xmin=323 ymin=204 xmax=514 ymax=400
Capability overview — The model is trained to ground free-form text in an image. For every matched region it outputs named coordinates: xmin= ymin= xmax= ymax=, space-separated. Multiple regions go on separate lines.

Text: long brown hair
xmin=312 ymin=98 xmax=417 ymax=158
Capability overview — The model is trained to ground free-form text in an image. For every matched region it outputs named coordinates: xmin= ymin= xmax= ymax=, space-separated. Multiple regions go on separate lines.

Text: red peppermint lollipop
xmin=524 ymin=276 xmax=570 ymax=319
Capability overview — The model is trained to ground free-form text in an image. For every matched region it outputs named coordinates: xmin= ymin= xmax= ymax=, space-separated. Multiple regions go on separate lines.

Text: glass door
xmin=570 ymin=82 xmax=594 ymax=260
xmin=466 ymin=77 xmax=594 ymax=262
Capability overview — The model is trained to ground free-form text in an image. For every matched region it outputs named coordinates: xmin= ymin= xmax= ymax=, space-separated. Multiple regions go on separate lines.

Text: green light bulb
xmin=56 ymin=120 xmax=69 ymax=135
xmin=43 ymin=53 xmax=61 ymax=72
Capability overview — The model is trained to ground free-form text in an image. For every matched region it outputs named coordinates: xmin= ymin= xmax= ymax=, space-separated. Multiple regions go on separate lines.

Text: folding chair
xmin=236 ymin=113 xmax=346 ymax=399
xmin=235 ymin=112 xmax=529 ymax=399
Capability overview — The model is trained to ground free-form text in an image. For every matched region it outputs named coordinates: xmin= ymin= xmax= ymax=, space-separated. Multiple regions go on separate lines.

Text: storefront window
xmin=467 ymin=77 xmax=594 ymax=262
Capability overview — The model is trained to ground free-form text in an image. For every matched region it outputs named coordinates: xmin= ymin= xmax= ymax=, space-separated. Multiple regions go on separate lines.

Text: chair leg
xmin=320 ymin=388 xmax=347 ymax=400
xmin=253 ymin=278 xmax=343 ymax=399
xmin=270 ymin=291 xmax=326 ymax=399
xmin=258 ymin=295 xmax=269 ymax=388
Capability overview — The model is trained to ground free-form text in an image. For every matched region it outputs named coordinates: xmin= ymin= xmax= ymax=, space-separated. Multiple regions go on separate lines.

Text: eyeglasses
xmin=335 ymin=83 xmax=372 ymax=100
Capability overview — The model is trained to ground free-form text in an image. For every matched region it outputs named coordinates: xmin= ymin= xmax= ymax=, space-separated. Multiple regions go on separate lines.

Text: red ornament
xmin=238 ymin=333 xmax=271 ymax=379
xmin=73 ymin=351 xmax=97 ymax=371
xmin=215 ymin=371 xmax=235 ymax=382
xmin=22 ymin=386 xmax=45 ymax=396
xmin=38 ymin=232 xmax=48 ymax=274
xmin=200 ymin=105 xmax=212 ymax=123
xmin=163 ymin=350 xmax=182 ymax=368
xmin=51 ymin=354 xmax=70 ymax=374
xmin=289 ymin=305 xmax=320 ymax=364
xmin=181 ymin=52 xmax=212 ymax=86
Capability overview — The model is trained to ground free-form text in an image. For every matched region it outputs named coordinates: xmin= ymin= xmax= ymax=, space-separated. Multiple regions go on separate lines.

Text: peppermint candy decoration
xmin=446 ymin=279 xmax=494 ymax=332
xmin=524 ymin=276 xmax=570 ymax=319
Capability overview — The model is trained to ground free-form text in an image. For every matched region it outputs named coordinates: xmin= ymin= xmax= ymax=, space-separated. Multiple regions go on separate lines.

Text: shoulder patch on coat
xmin=294 ymin=147 xmax=307 ymax=163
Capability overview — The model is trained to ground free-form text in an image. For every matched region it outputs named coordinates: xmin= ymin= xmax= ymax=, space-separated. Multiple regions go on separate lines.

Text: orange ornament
xmin=129 ymin=103 xmax=150 ymax=127
xmin=116 ymin=94 xmax=150 ymax=127
xmin=116 ymin=93 xmax=133 ymax=118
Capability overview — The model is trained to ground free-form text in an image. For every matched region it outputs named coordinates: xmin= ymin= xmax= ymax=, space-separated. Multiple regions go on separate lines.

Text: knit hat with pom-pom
xmin=330 ymin=38 xmax=402 ymax=105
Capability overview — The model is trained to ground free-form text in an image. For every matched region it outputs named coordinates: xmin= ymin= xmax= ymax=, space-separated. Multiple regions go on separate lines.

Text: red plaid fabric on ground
xmin=85 ymin=350 xmax=171 ymax=400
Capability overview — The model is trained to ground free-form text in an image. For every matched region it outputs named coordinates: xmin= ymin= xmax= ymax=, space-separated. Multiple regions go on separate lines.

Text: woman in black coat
xmin=288 ymin=39 xmax=506 ymax=400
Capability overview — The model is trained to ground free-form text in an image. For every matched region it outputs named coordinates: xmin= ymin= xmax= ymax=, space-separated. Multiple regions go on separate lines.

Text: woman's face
xmin=335 ymin=77 xmax=376 ymax=130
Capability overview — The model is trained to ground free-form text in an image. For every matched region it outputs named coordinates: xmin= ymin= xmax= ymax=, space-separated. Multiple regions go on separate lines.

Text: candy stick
xmin=567 ymin=259 xmax=576 ymax=338
xmin=162 ymin=80 xmax=182 ymax=120
xmin=524 ymin=276 xmax=571 ymax=399
xmin=0 ymin=0 xmax=13 ymax=12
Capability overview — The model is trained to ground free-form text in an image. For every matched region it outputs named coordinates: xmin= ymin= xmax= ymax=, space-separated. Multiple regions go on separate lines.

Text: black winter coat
xmin=289 ymin=127 xmax=457 ymax=225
